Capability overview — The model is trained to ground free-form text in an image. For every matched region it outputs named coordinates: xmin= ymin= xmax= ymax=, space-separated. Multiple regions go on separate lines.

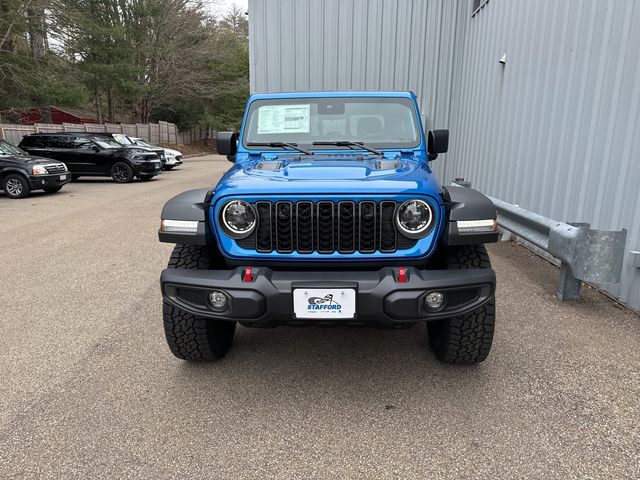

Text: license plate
xmin=59 ymin=174 xmax=67 ymax=180
xmin=293 ymin=288 xmax=356 ymax=319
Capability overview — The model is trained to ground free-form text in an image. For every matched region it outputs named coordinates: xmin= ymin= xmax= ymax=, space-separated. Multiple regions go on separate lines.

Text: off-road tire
xmin=163 ymin=244 xmax=236 ymax=360
xmin=3 ymin=173 xmax=31 ymax=198
xmin=163 ymin=165 xmax=174 ymax=171
xmin=427 ymin=245 xmax=495 ymax=364
xmin=43 ymin=186 xmax=63 ymax=193
xmin=110 ymin=161 xmax=134 ymax=183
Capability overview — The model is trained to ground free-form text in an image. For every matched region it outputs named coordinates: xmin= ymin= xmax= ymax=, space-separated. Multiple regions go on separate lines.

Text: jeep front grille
xmin=238 ymin=200 xmax=418 ymax=254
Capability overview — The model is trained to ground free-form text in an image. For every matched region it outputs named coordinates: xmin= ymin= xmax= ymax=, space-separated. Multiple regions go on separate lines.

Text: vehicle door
xmin=45 ymin=136 xmax=78 ymax=168
xmin=70 ymin=136 xmax=103 ymax=173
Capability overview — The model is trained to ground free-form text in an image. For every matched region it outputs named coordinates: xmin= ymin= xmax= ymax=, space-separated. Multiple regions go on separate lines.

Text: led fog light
xmin=424 ymin=291 xmax=444 ymax=310
xmin=208 ymin=290 xmax=228 ymax=311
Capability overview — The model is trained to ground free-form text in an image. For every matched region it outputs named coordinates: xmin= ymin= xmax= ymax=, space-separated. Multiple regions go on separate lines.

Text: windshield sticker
xmin=257 ymin=104 xmax=310 ymax=134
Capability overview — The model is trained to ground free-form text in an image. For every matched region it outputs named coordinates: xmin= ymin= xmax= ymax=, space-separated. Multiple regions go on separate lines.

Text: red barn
xmin=21 ymin=106 xmax=100 ymax=125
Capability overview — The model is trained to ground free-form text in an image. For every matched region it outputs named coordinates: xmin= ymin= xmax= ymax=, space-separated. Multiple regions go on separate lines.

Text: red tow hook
xmin=397 ymin=266 xmax=407 ymax=283
xmin=242 ymin=267 xmax=253 ymax=282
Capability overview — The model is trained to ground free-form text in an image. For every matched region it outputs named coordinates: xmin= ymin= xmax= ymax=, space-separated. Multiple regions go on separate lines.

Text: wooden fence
xmin=0 ymin=121 xmax=201 ymax=146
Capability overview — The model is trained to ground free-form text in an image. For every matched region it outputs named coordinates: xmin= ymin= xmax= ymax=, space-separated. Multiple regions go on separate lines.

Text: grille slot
xmin=275 ymin=202 xmax=293 ymax=252
xmin=317 ymin=201 xmax=335 ymax=253
xmin=236 ymin=200 xmax=419 ymax=254
xmin=296 ymin=201 xmax=314 ymax=252
xmin=380 ymin=201 xmax=397 ymax=252
xmin=359 ymin=201 xmax=377 ymax=253
xmin=256 ymin=201 xmax=273 ymax=252
xmin=338 ymin=201 xmax=356 ymax=253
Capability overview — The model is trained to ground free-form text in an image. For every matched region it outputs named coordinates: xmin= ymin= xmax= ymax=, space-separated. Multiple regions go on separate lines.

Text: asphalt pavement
xmin=0 ymin=155 xmax=638 ymax=479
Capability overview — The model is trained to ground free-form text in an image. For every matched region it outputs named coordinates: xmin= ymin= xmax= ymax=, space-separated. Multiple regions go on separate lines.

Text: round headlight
xmin=395 ymin=199 xmax=433 ymax=238
xmin=221 ymin=200 xmax=256 ymax=238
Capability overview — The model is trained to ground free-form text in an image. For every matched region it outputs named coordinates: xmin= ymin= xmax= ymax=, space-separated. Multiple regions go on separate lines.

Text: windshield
xmin=0 ymin=140 xmax=27 ymax=156
xmin=134 ymin=139 xmax=152 ymax=148
xmin=243 ymin=97 xmax=420 ymax=150
xmin=93 ymin=138 xmax=122 ymax=149
xmin=112 ymin=133 xmax=133 ymax=145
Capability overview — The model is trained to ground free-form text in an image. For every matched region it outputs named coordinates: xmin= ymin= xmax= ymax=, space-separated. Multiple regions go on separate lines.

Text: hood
xmin=164 ymin=148 xmax=181 ymax=156
xmin=115 ymin=147 xmax=158 ymax=157
xmin=122 ymin=145 xmax=164 ymax=155
xmin=0 ymin=153 xmax=63 ymax=166
xmin=214 ymin=153 xmax=443 ymax=199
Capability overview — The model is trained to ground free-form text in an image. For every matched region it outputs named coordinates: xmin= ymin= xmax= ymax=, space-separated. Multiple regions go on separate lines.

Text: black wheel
xmin=427 ymin=245 xmax=495 ymax=364
xmin=138 ymin=174 xmax=154 ymax=181
xmin=3 ymin=174 xmax=31 ymax=198
xmin=163 ymin=244 xmax=236 ymax=361
xmin=110 ymin=161 xmax=134 ymax=183
xmin=43 ymin=186 xmax=63 ymax=194
xmin=163 ymin=165 xmax=174 ymax=171
xmin=71 ymin=175 xmax=81 ymax=181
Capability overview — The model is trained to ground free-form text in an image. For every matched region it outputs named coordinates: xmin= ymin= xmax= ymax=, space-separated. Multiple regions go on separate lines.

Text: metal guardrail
xmin=451 ymin=180 xmax=627 ymax=301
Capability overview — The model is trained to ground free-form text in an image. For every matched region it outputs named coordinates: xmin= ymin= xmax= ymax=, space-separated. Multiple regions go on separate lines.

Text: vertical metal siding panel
xmin=264 ymin=0 xmax=283 ymax=91
xmin=322 ymin=0 xmax=339 ymax=89
xmin=351 ymin=0 xmax=369 ymax=89
xmin=279 ymin=0 xmax=295 ymax=91
xmin=336 ymin=0 xmax=355 ymax=89
xmin=308 ymin=0 xmax=325 ymax=90
xmin=393 ymin=0 xmax=412 ymax=90
xmin=293 ymin=0 xmax=310 ymax=90
xmin=365 ymin=1 xmax=383 ymax=89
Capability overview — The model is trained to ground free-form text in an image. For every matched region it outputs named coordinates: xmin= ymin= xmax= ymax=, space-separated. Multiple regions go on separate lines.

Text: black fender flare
xmin=158 ymin=188 xmax=213 ymax=245
xmin=440 ymin=186 xmax=499 ymax=245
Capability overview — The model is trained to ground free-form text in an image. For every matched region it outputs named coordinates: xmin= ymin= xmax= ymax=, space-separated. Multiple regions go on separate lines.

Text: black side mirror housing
xmin=216 ymin=131 xmax=238 ymax=162
xmin=427 ymin=129 xmax=449 ymax=161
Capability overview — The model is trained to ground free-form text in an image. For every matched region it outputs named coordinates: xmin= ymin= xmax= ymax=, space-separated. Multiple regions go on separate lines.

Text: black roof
xmin=24 ymin=132 xmax=126 ymax=137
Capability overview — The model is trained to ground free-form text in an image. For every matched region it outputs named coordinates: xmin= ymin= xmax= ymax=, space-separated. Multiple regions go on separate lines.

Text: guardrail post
xmin=557 ymin=263 xmax=582 ymax=301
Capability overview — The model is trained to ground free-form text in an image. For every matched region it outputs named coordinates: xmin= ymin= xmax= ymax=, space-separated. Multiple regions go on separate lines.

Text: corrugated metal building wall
xmin=248 ymin=0 xmax=640 ymax=312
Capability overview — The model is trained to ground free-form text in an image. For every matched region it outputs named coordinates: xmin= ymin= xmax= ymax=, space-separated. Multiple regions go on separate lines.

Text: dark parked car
xmin=19 ymin=133 xmax=162 ymax=183
xmin=88 ymin=132 xmax=166 ymax=167
xmin=0 ymin=140 xmax=70 ymax=198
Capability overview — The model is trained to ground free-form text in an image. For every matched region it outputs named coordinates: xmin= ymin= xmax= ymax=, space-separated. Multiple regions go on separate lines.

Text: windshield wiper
xmin=247 ymin=142 xmax=313 ymax=155
xmin=312 ymin=141 xmax=383 ymax=156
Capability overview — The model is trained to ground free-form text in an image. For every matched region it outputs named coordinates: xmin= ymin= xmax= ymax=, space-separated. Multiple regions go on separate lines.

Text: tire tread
xmin=428 ymin=244 xmax=495 ymax=364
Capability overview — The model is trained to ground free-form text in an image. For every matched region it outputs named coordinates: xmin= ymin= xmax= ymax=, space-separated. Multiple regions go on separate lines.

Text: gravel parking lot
xmin=1 ymin=155 xmax=638 ymax=479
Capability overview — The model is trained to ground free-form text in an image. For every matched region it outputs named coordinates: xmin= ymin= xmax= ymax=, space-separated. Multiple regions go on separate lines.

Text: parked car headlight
xmin=32 ymin=165 xmax=48 ymax=175
xmin=395 ymin=199 xmax=433 ymax=238
xmin=221 ymin=200 xmax=256 ymax=238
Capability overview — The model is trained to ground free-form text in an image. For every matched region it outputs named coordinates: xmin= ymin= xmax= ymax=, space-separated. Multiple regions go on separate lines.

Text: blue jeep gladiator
xmin=159 ymin=91 xmax=499 ymax=364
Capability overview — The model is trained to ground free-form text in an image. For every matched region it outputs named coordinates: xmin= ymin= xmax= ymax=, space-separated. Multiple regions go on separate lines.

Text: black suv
xmin=0 ymin=140 xmax=70 ymax=198
xmin=88 ymin=132 xmax=166 ymax=167
xmin=19 ymin=133 xmax=162 ymax=183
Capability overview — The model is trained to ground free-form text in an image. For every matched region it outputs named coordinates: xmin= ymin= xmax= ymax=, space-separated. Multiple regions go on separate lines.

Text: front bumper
xmin=166 ymin=156 xmax=183 ymax=166
xmin=28 ymin=173 xmax=71 ymax=190
xmin=161 ymin=266 xmax=496 ymax=326
xmin=135 ymin=160 xmax=162 ymax=176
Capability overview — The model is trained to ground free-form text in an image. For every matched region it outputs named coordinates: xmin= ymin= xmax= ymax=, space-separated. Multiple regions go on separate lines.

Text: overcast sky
xmin=213 ymin=0 xmax=249 ymax=15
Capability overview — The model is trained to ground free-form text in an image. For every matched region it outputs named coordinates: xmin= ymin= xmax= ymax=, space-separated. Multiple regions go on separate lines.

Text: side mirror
xmin=216 ymin=131 xmax=237 ymax=162
xmin=427 ymin=129 xmax=449 ymax=161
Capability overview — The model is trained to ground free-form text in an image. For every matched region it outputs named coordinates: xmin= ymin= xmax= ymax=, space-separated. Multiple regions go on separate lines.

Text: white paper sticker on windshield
xmin=257 ymin=104 xmax=310 ymax=134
